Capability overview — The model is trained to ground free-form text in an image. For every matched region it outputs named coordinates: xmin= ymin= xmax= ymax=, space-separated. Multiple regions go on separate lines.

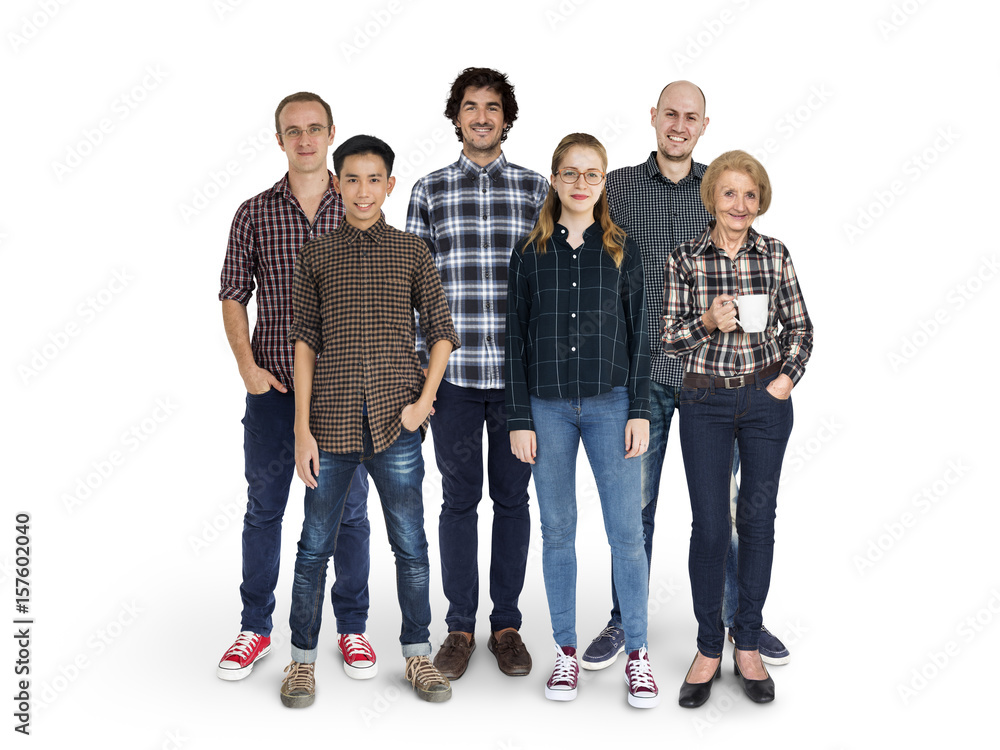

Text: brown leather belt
xmin=682 ymin=361 xmax=782 ymax=390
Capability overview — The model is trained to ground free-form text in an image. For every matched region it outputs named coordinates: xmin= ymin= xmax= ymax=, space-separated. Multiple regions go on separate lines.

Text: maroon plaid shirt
xmin=289 ymin=216 xmax=460 ymax=455
xmin=219 ymin=171 xmax=345 ymax=391
xmin=663 ymin=225 xmax=813 ymax=384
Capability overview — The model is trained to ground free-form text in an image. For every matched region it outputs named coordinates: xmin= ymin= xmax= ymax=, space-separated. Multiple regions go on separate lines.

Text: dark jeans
xmin=290 ymin=422 xmax=431 ymax=661
xmin=430 ymin=379 xmax=531 ymax=633
xmin=240 ymin=388 xmax=370 ymax=637
xmin=679 ymin=372 xmax=793 ymax=656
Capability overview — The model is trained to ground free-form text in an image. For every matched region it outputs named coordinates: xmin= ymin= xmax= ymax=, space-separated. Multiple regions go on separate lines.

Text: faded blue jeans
xmin=289 ymin=421 xmax=431 ymax=662
xmin=530 ymin=388 xmax=648 ymax=653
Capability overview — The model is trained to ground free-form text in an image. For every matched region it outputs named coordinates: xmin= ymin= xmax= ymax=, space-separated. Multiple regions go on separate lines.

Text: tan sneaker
xmin=405 ymin=655 xmax=452 ymax=702
xmin=280 ymin=661 xmax=315 ymax=708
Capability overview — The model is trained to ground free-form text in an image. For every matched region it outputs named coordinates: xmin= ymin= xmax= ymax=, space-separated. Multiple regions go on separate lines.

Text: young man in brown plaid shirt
xmin=280 ymin=135 xmax=460 ymax=708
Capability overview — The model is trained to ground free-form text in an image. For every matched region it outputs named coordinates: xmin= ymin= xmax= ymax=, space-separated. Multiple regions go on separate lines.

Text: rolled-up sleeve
xmin=775 ymin=245 xmax=813 ymax=384
xmin=662 ymin=249 xmax=712 ymax=358
xmin=411 ymin=238 xmax=460 ymax=354
xmin=219 ymin=201 xmax=256 ymax=305
xmin=288 ymin=245 xmax=323 ymax=354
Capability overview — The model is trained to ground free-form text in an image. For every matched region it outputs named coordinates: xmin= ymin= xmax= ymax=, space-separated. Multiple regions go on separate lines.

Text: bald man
xmin=581 ymin=81 xmax=791 ymax=679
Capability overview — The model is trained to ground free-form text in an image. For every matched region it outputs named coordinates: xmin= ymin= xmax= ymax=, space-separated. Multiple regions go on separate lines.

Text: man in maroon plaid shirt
xmin=216 ymin=92 xmax=375 ymax=682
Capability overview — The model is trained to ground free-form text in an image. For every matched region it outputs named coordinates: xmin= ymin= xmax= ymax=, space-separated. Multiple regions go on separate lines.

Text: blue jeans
xmin=239 ymin=388 xmax=370 ymax=637
xmin=679 ymin=372 xmax=793 ymax=656
xmin=430 ymin=379 xmax=531 ymax=633
xmin=530 ymin=388 xmax=648 ymax=653
xmin=289 ymin=420 xmax=431 ymax=662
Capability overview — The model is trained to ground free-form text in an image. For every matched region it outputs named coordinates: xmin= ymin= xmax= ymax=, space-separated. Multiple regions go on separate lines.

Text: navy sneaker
xmin=728 ymin=627 xmax=791 ymax=666
xmin=581 ymin=624 xmax=625 ymax=671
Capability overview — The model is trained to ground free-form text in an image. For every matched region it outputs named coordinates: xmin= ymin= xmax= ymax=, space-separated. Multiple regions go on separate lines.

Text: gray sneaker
xmin=280 ymin=661 xmax=316 ymax=708
xmin=405 ymin=656 xmax=452 ymax=702
xmin=581 ymin=624 xmax=625 ymax=671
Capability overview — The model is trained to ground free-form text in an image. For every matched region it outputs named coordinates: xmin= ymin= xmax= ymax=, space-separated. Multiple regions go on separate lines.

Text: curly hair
xmin=444 ymin=67 xmax=519 ymax=143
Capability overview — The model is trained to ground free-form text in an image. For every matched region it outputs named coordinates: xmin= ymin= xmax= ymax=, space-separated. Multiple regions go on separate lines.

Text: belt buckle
xmin=724 ymin=375 xmax=745 ymax=389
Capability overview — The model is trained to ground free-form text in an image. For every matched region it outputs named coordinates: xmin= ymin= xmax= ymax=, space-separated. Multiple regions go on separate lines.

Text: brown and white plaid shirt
xmin=289 ymin=216 xmax=460 ymax=454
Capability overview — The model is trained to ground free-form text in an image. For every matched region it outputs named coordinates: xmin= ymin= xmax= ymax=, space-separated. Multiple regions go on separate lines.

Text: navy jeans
xmin=430 ymin=379 xmax=531 ymax=633
xmin=679 ymin=372 xmax=793 ymax=656
xmin=609 ymin=382 xmax=742 ymax=630
xmin=240 ymin=388 xmax=370 ymax=637
xmin=290 ymin=422 xmax=431 ymax=661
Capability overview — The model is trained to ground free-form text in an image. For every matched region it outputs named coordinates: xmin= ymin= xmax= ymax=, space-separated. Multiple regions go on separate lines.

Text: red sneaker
xmin=217 ymin=631 xmax=271 ymax=681
xmin=338 ymin=633 xmax=378 ymax=679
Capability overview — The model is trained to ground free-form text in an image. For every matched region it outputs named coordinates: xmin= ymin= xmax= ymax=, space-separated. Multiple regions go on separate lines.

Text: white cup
xmin=734 ymin=294 xmax=768 ymax=333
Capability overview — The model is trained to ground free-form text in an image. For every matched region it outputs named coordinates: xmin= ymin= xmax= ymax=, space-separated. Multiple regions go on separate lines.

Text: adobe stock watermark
xmin=188 ymin=493 xmax=247 ymax=555
xmin=843 ymin=127 xmax=959 ymax=244
xmin=358 ymin=684 xmax=403 ymax=726
xmin=213 ymin=0 xmax=248 ymax=20
xmin=393 ymin=128 xmax=449 ymax=181
xmin=887 ymin=254 xmax=998 ymax=371
xmin=7 ymin=0 xmax=71 ymax=53
xmin=878 ymin=0 xmax=930 ymax=40
xmin=153 ymin=730 xmax=190 ymax=750
xmin=61 ymin=397 xmax=180 ymax=514
xmin=897 ymin=587 xmax=1000 ymax=705
xmin=545 ymin=0 xmax=589 ymax=29
xmin=18 ymin=267 xmax=134 ymax=384
xmin=177 ymin=124 xmax=275 ymax=222
xmin=340 ymin=0 xmax=403 ymax=63
xmin=672 ymin=0 xmax=752 ymax=71
xmin=33 ymin=600 xmax=143 ymax=713
xmin=853 ymin=459 xmax=970 ymax=575
xmin=750 ymin=85 xmax=833 ymax=165
xmin=51 ymin=65 xmax=168 ymax=182
xmin=784 ymin=416 xmax=843 ymax=476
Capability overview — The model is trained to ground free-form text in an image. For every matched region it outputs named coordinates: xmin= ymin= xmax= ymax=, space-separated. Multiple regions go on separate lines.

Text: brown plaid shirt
xmin=289 ymin=216 xmax=460 ymax=454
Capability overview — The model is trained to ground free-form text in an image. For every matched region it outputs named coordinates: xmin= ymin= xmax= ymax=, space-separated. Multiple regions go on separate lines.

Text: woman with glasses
xmin=504 ymin=133 xmax=658 ymax=708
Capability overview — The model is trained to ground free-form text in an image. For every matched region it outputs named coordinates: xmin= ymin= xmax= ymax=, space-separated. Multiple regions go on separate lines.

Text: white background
xmin=3 ymin=0 xmax=997 ymax=746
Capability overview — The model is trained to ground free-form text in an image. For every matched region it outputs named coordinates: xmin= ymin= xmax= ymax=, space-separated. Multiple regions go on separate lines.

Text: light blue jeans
xmin=529 ymin=387 xmax=648 ymax=653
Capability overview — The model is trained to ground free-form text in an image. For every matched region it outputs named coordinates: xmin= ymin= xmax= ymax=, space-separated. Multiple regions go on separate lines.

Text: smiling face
xmin=550 ymin=145 xmax=606 ymax=221
xmin=332 ymin=153 xmax=395 ymax=231
xmin=711 ymin=170 xmax=759 ymax=238
xmin=276 ymin=100 xmax=335 ymax=175
xmin=454 ymin=86 xmax=507 ymax=163
xmin=650 ymin=81 xmax=708 ymax=167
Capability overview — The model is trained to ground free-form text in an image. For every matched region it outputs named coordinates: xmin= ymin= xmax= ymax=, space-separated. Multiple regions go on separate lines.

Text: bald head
xmin=656 ymin=80 xmax=707 ymax=118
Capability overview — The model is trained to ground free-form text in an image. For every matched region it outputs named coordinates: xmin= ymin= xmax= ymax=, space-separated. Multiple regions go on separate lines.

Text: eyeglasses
xmin=280 ymin=125 xmax=330 ymax=140
xmin=556 ymin=167 xmax=605 ymax=185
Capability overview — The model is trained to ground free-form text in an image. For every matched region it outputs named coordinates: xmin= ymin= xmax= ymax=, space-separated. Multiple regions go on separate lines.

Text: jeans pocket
xmin=679 ymin=387 xmax=710 ymax=405
xmin=246 ymin=387 xmax=273 ymax=398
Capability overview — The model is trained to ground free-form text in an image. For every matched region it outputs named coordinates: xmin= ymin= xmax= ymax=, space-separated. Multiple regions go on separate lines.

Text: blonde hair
xmin=700 ymin=149 xmax=772 ymax=218
xmin=523 ymin=133 xmax=627 ymax=268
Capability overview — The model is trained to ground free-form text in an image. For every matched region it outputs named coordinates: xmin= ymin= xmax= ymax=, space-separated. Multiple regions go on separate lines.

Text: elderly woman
xmin=663 ymin=150 xmax=813 ymax=706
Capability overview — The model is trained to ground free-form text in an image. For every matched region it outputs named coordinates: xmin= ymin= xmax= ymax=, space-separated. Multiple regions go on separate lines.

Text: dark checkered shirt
xmin=606 ymin=153 xmax=710 ymax=388
xmin=219 ymin=171 xmax=345 ymax=391
xmin=663 ymin=225 xmax=813 ymax=384
xmin=406 ymin=152 xmax=548 ymax=390
xmin=505 ymin=223 xmax=650 ymax=432
xmin=289 ymin=216 xmax=460 ymax=455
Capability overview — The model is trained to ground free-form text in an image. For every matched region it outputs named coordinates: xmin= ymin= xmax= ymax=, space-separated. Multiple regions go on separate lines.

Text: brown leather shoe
xmin=488 ymin=629 xmax=532 ymax=676
xmin=433 ymin=632 xmax=475 ymax=680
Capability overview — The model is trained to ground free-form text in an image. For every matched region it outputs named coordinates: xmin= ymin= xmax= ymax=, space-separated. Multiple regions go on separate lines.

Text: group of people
xmin=217 ymin=67 xmax=814 ymax=711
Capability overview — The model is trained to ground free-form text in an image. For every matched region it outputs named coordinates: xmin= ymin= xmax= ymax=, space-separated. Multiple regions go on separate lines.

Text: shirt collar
xmin=690 ymin=223 xmax=769 ymax=257
xmin=554 ymin=222 xmax=603 ymax=243
xmin=642 ymin=151 xmax=705 ymax=185
xmin=458 ymin=151 xmax=508 ymax=181
xmin=339 ymin=214 xmax=388 ymax=244
xmin=272 ymin=170 xmax=339 ymax=207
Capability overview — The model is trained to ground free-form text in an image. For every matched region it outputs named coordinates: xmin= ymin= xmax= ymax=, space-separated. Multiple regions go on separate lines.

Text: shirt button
xmin=572 ymin=282 xmax=577 ymax=287
xmin=482 ymin=189 xmax=487 ymax=193
xmin=571 ymin=313 xmax=576 ymax=318
xmin=486 ymin=335 xmax=493 ymax=342
xmin=571 ymin=347 xmax=576 ymax=352
xmin=572 ymin=254 xmax=577 ymax=259
xmin=485 ymin=271 xmax=491 ymax=278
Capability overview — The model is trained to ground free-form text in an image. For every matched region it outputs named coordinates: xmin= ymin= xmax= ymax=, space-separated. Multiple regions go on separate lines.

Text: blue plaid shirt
xmin=606 ymin=153 xmax=710 ymax=387
xmin=406 ymin=152 xmax=548 ymax=389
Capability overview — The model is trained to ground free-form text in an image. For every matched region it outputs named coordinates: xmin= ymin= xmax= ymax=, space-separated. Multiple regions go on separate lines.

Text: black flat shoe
xmin=733 ymin=651 xmax=775 ymax=703
xmin=678 ymin=654 xmax=721 ymax=708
